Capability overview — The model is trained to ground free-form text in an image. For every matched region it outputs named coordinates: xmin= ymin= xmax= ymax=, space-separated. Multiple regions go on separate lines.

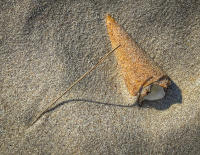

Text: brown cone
xmin=106 ymin=14 xmax=170 ymax=97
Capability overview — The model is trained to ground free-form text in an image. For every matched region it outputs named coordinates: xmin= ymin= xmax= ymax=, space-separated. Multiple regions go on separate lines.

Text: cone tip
xmin=106 ymin=14 xmax=115 ymax=25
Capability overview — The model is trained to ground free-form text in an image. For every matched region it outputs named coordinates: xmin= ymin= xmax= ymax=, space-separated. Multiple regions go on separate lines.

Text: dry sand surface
xmin=1 ymin=0 xmax=200 ymax=154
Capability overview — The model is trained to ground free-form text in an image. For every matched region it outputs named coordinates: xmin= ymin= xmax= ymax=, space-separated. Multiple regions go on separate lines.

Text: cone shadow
xmin=141 ymin=80 xmax=182 ymax=110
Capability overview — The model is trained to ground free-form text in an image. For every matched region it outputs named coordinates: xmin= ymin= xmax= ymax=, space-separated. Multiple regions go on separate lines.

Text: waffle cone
xmin=106 ymin=14 xmax=170 ymax=97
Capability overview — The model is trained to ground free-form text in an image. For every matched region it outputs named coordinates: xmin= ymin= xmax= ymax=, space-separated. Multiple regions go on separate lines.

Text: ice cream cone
xmin=106 ymin=14 xmax=170 ymax=101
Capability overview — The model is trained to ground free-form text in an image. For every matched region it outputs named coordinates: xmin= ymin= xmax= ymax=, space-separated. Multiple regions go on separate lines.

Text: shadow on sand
xmin=46 ymin=80 xmax=182 ymax=113
xmin=141 ymin=80 xmax=182 ymax=110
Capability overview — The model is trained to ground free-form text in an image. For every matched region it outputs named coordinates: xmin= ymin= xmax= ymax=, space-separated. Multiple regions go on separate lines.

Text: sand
xmin=1 ymin=0 xmax=200 ymax=154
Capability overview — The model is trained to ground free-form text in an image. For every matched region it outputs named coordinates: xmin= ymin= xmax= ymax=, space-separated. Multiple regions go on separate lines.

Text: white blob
xmin=143 ymin=84 xmax=165 ymax=101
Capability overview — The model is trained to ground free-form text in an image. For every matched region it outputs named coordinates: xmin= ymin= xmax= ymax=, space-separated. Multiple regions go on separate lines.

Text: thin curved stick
xmin=29 ymin=45 xmax=121 ymax=127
